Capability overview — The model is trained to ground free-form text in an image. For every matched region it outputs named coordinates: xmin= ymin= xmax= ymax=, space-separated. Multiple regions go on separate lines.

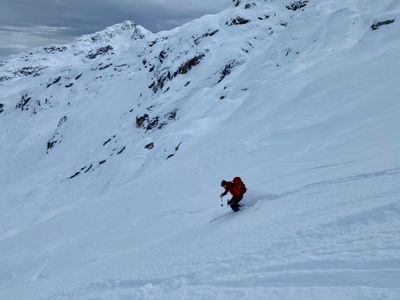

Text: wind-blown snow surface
xmin=1 ymin=0 xmax=400 ymax=299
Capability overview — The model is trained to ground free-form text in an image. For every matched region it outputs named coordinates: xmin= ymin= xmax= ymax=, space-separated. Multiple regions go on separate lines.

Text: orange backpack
xmin=233 ymin=177 xmax=247 ymax=195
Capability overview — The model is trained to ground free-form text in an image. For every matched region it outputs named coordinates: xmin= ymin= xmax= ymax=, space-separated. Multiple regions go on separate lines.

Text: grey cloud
xmin=0 ymin=0 xmax=230 ymax=57
xmin=0 ymin=25 xmax=75 ymax=56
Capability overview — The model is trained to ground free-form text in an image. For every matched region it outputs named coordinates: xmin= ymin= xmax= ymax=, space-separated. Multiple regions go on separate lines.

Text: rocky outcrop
xmin=86 ymin=45 xmax=114 ymax=59
xmin=286 ymin=1 xmax=309 ymax=11
xmin=371 ymin=19 xmax=395 ymax=30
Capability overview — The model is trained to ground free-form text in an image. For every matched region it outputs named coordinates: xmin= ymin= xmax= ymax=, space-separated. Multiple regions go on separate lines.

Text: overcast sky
xmin=0 ymin=0 xmax=231 ymax=58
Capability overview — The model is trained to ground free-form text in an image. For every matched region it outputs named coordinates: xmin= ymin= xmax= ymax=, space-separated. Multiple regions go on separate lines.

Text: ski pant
xmin=228 ymin=196 xmax=243 ymax=212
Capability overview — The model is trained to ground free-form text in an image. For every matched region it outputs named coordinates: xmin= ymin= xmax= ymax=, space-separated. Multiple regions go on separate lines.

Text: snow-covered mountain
xmin=0 ymin=0 xmax=399 ymax=299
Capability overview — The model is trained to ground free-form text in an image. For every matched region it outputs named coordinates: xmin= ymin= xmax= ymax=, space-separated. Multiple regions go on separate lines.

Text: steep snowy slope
xmin=0 ymin=0 xmax=399 ymax=299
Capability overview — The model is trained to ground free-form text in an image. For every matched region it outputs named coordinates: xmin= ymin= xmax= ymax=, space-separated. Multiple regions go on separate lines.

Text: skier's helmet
xmin=221 ymin=180 xmax=228 ymax=187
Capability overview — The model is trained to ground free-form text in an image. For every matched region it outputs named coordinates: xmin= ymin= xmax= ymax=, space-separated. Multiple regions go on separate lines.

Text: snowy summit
xmin=0 ymin=0 xmax=399 ymax=299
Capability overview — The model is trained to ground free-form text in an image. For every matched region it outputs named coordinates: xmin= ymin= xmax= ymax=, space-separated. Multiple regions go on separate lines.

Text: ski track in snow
xmin=12 ymin=170 xmax=399 ymax=300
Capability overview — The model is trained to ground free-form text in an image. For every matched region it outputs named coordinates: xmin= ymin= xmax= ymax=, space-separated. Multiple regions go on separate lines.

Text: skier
xmin=220 ymin=177 xmax=247 ymax=212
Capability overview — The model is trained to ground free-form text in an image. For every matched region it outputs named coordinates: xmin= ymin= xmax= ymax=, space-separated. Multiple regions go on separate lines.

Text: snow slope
xmin=0 ymin=0 xmax=399 ymax=299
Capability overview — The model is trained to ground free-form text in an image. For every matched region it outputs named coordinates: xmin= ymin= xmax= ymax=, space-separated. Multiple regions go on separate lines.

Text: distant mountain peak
xmin=79 ymin=20 xmax=152 ymax=44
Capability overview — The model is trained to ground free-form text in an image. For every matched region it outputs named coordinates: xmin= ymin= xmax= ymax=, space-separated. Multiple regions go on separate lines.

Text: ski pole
xmin=220 ymin=196 xmax=223 ymax=207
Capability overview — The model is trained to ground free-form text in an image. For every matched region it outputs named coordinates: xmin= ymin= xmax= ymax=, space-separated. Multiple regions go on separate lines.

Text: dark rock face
xmin=47 ymin=76 xmax=62 ymax=88
xmin=47 ymin=140 xmax=56 ymax=151
xmin=43 ymin=46 xmax=67 ymax=54
xmin=159 ymin=50 xmax=167 ymax=62
xmin=148 ymin=54 xmax=206 ymax=94
xmin=371 ymin=19 xmax=395 ymax=30
xmin=148 ymin=40 xmax=157 ymax=47
xmin=84 ymin=164 xmax=93 ymax=173
xmin=116 ymin=147 xmax=126 ymax=155
xmin=0 ymin=103 xmax=4 ymax=113
xmin=86 ymin=45 xmax=114 ymax=59
xmin=175 ymin=142 xmax=182 ymax=151
xmin=165 ymin=142 xmax=183 ymax=160
xmin=218 ymin=60 xmax=241 ymax=83
xmin=166 ymin=110 xmax=177 ymax=120
xmin=233 ymin=0 xmax=241 ymax=7
xmin=136 ymin=110 xmax=177 ymax=132
xmin=286 ymin=0 xmax=309 ymax=11
xmin=15 ymin=94 xmax=52 ymax=113
xmin=15 ymin=94 xmax=32 ymax=110
xmin=99 ymin=63 xmax=113 ymax=70
xmin=69 ymin=172 xmax=80 ymax=179
xmin=136 ymin=114 xmax=149 ymax=128
xmin=146 ymin=116 xmax=160 ymax=131
xmin=103 ymin=138 xmax=112 ymax=146
xmin=145 ymin=142 xmax=154 ymax=150
xmin=8 ymin=66 xmax=46 ymax=79
xmin=47 ymin=116 xmax=68 ymax=151
xmin=174 ymin=54 xmax=206 ymax=76
xmin=227 ymin=17 xmax=250 ymax=26
xmin=148 ymin=72 xmax=172 ymax=93
xmin=0 ymin=75 xmax=12 ymax=82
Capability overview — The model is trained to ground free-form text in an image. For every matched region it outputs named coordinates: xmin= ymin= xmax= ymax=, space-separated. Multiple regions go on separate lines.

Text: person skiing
xmin=220 ymin=177 xmax=247 ymax=212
